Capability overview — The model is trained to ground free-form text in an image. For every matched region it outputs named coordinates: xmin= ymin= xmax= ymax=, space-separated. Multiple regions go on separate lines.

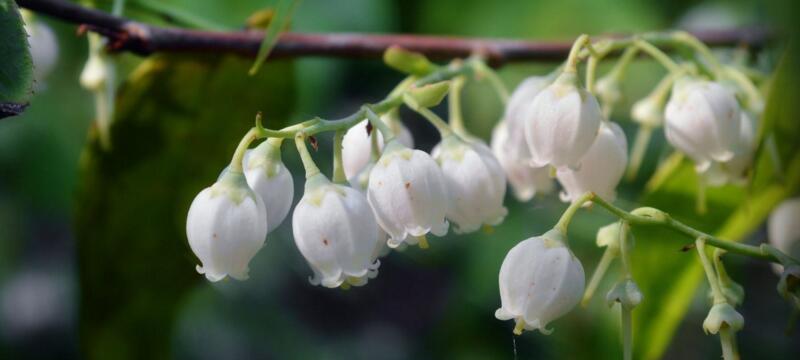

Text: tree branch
xmin=18 ymin=0 xmax=772 ymax=66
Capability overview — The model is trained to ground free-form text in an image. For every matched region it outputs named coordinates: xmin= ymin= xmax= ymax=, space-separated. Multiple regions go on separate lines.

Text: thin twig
xmin=17 ymin=0 xmax=772 ymax=67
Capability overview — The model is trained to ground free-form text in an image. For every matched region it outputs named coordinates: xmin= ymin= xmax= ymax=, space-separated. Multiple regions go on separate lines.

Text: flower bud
xmin=491 ymin=120 xmax=553 ymax=201
xmin=664 ymin=78 xmax=742 ymax=171
xmin=606 ymin=279 xmax=643 ymax=310
xmin=557 ymin=121 xmax=627 ymax=203
xmin=630 ymin=207 xmax=669 ymax=222
xmin=433 ymin=136 xmax=508 ymax=233
xmin=768 ymin=197 xmax=800 ymax=274
xmin=524 ymin=71 xmax=603 ymax=169
xmin=292 ymin=174 xmax=382 ymax=288
xmin=80 ymin=54 xmax=112 ymax=91
xmin=243 ymin=140 xmax=294 ymax=233
xmin=496 ymin=229 xmax=585 ymax=335
xmin=702 ymin=303 xmax=744 ymax=334
xmin=383 ymin=46 xmax=435 ymax=76
xmin=596 ymin=222 xmax=621 ymax=250
xmin=595 ymin=75 xmax=622 ymax=111
xmin=342 ymin=119 xmax=413 ymax=179
xmin=630 ymin=95 xmax=664 ymax=128
xmin=405 ymin=82 xmax=450 ymax=108
xmin=367 ymin=140 xmax=449 ymax=247
xmin=186 ymin=171 xmax=268 ymax=282
xmin=777 ymin=265 xmax=800 ymax=301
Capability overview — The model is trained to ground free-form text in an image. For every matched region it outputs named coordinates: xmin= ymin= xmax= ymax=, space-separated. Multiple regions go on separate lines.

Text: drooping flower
xmin=342 ymin=118 xmax=414 ymax=179
xmin=348 ymin=162 xmax=392 ymax=259
xmin=557 ymin=121 xmax=628 ymax=203
xmin=700 ymin=112 xmax=756 ymax=186
xmin=79 ymin=34 xmax=115 ymax=92
xmin=292 ymin=173 xmax=382 ymax=288
xmin=491 ymin=121 xmax=553 ymax=201
xmin=524 ymin=71 xmax=603 ymax=169
xmin=433 ymin=136 xmax=508 ymax=233
xmin=503 ymin=76 xmax=552 ymax=161
xmin=664 ymin=78 xmax=742 ymax=171
xmin=186 ymin=171 xmax=268 ymax=282
xmin=768 ymin=197 xmax=800 ymax=274
xmin=496 ymin=229 xmax=585 ymax=335
xmin=243 ymin=139 xmax=294 ymax=233
xmin=367 ymin=140 xmax=449 ymax=247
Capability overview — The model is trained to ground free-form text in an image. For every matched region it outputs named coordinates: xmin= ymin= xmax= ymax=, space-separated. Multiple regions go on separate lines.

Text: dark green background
xmin=1 ymin=0 xmax=798 ymax=359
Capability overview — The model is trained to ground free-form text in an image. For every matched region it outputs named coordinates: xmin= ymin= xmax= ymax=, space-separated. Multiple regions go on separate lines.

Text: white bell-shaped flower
xmin=557 ymin=121 xmax=628 ymax=203
xmin=342 ymin=118 xmax=413 ymax=179
xmin=243 ymin=140 xmax=294 ymax=233
xmin=433 ymin=136 xmax=508 ymax=233
xmin=504 ymin=76 xmax=551 ymax=161
xmin=186 ymin=171 xmax=268 ymax=282
xmin=768 ymin=198 xmax=800 ymax=274
xmin=367 ymin=140 xmax=449 ymax=247
xmin=664 ymin=78 xmax=742 ymax=171
xmin=701 ymin=112 xmax=756 ymax=186
xmin=491 ymin=121 xmax=553 ymax=201
xmin=292 ymin=174 xmax=382 ymax=288
xmin=80 ymin=34 xmax=115 ymax=92
xmin=348 ymin=162 xmax=392 ymax=259
xmin=524 ymin=71 xmax=603 ymax=169
xmin=496 ymin=229 xmax=585 ymax=335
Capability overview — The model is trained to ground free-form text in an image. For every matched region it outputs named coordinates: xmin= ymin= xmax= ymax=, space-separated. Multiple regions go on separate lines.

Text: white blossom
xmin=292 ymin=174 xmax=382 ymax=288
xmin=496 ymin=229 xmax=585 ymax=335
xmin=524 ymin=72 xmax=603 ymax=169
xmin=664 ymin=78 xmax=742 ymax=171
xmin=768 ymin=197 xmax=800 ymax=274
xmin=367 ymin=140 xmax=449 ymax=247
xmin=348 ymin=162 xmax=392 ymax=259
xmin=186 ymin=172 xmax=268 ymax=282
xmin=557 ymin=121 xmax=628 ymax=203
xmin=504 ymin=76 xmax=552 ymax=162
xmin=243 ymin=140 xmax=294 ymax=233
xmin=491 ymin=121 xmax=553 ymax=201
xmin=700 ymin=112 xmax=756 ymax=186
xmin=342 ymin=118 xmax=413 ymax=179
xmin=433 ymin=136 xmax=508 ymax=233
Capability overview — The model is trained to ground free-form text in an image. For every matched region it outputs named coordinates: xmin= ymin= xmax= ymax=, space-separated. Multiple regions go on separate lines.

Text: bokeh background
xmin=1 ymin=0 xmax=799 ymax=359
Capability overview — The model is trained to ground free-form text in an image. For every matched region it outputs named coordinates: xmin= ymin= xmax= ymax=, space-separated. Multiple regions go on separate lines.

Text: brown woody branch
xmin=18 ymin=0 xmax=773 ymax=67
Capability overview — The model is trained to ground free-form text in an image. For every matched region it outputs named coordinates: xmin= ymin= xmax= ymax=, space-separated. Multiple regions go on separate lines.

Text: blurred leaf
xmin=249 ymin=0 xmax=300 ymax=75
xmin=0 ymin=0 xmax=33 ymax=118
xmin=75 ymin=54 xmax=294 ymax=360
xmin=634 ymin=47 xmax=800 ymax=359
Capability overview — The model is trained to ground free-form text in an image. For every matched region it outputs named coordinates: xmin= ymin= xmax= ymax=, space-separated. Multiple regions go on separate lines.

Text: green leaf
xmin=75 ymin=54 xmax=294 ymax=359
xmin=633 ymin=47 xmax=800 ymax=359
xmin=0 ymin=0 xmax=33 ymax=118
xmin=249 ymin=0 xmax=300 ymax=75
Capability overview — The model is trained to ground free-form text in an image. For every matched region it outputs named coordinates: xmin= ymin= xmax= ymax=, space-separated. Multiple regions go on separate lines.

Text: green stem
xmin=554 ymin=192 xmax=596 ymax=235
xmin=332 ymin=130 xmax=346 ymax=184
xmin=626 ymin=125 xmax=653 ymax=181
xmin=634 ymin=39 xmax=681 ymax=74
xmin=696 ymin=238 xmax=726 ymax=304
xmin=565 ymin=34 xmax=590 ymax=73
xmin=719 ymin=327 xmax=740 ymax=360
xmin=364 ymin=106 xmax=396 ymax=142
xmin=586 ymin=55 xmax=599 ymax=93
xmin=722 ymin=66 xmax=764 ymax=112
xmin=581 ymin=245 xmax=618 ymax=306
xmin=608 ymin=46 xmax=639 ymax=82
xmin=448 ymin=76 xmax=468 ymax=135
xmin=112 ymin=0 xmax=125 ymax=15
xmin=229 ymin=127 xmax=258 ymax=173
xmin=671 ymin=31 xmax=723 ymax=77
xmin=405 ymin=97 xmax=453 ymax=138
xmin=619 ymin=221 xmax=633 ymax=277
xmin=621 ymin=306 xmax=633 ymax=360
xmin=294 ymin=133 xmax=320 ymax=178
